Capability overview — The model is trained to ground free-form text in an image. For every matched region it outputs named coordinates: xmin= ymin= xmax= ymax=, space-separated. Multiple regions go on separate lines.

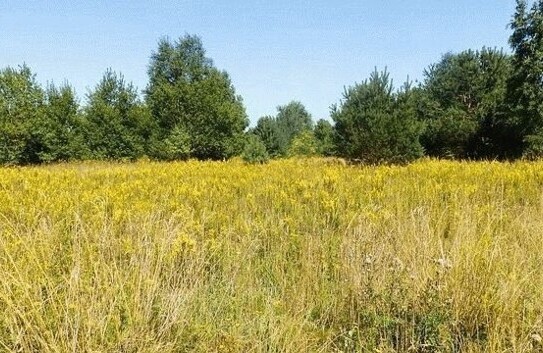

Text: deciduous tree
xmin=146 ymin=35 xmax=248 ymax=160
xmin=85 ymin=70 xmax=150 ymax=160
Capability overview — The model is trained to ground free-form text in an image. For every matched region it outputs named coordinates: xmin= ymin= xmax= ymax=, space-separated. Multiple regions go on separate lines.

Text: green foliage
xmin=0 ymin=67 xmax=92 ymax=164
xmin=242 ymin=134 xmax=269 ymax=164
xmin=2 ymin=13 xmax=542 ymax=165
xmin=332 ymin=69 xmax=423 ymax=164
xmin=0 ymin=65 xmax=46 ymax=165
xmin=287 ymin=130 xmax=318 ymax=157
xmin=145 ymin=34 xmax=248 ymax=160
xmin=253 ymin=101 xmax=313 ymax=157
xmin=523 ymin=131 xmax=543 ymax=160
xmin=314 ymin=119 xmax=336 ymax=156
xmin=505 ymin=0 xmax=543 ymax=158
xmin=39 ymin=83 xmax=88 ymax=162
xmin=252 ymin=116 xmax=282 ymax=157
xmin=84 ymin=69 xmax=150 ymax=160
xmin=420 ymin=48 xmax=512 ymax=159
xmin=276 ymin=101 xmax=313 ymax=153
xmin=148 ymin=125 xmax=191 ymax=161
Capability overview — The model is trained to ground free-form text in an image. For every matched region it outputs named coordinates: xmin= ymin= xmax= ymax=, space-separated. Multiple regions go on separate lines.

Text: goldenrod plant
xmin=0 ymin=158 xmax=542 ymax=352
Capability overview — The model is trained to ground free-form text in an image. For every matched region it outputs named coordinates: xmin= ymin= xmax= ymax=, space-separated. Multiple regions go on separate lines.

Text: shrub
xmin=287 ymin=130 xmax=318 ymax=157
xmin=242 ymin=134 xmax=269 ymax=164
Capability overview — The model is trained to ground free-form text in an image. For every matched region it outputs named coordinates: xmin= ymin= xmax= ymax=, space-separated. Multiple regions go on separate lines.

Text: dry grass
xmin=0 ymin=158 xmax=542 ymax=352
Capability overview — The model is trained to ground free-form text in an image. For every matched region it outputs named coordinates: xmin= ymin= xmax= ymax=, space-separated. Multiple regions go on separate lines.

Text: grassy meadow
xmin=1 ymin=158 xmax=543 ymax=352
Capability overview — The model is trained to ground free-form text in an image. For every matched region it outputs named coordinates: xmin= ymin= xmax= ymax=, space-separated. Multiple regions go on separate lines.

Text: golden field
xmin=1 ymin=158 xmax=543 ymax=352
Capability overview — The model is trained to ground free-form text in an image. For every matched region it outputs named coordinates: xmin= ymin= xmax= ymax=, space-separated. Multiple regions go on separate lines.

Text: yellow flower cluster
xmin=1 ymin=158 xmax=543 ymax=352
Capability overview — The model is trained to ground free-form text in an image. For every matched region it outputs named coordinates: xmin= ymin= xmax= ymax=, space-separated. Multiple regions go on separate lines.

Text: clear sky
xmin=1 ymin=1 xmax=515 ymax=124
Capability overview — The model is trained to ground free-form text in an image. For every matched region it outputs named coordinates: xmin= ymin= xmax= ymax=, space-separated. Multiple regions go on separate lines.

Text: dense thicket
xmin=2 ymin=2 xmax=543 ymax=165
xmin=0 ymin=65 xmax=45 ymax=164
xmin=313 ymin=119 xmax=336 ymax=156
xmin=42 ymin=83 xmax=88 ymax=161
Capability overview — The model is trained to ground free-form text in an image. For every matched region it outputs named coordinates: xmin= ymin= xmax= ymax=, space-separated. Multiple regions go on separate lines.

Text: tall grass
xmin=0 ymin=158 xmax=542 ymax=352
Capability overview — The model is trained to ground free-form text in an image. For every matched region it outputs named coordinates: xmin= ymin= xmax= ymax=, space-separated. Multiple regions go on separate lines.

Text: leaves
xmin=332 ymin=69 xmax=423 ymax=164
xmin=242 ymin=134 xmax=269 ymax=164
xmin=505 ymin=0 xmax=543 ymax=157
xmin=252 ymin=101 xmax=313 ymax=157
xmin=419 ymin=48 xmax=512 ymax=159
xmin=145 ymin=35 xmax=248 ymax=160
xmin=84 ymin=69 xmax=149 ymax=160
xmin=0 ymin=65 xmax=46 ymax=164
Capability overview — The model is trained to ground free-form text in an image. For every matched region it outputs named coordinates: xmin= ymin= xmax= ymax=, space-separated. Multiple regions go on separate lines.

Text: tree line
xmin=1 ymin=0 xmax=542 ymax=165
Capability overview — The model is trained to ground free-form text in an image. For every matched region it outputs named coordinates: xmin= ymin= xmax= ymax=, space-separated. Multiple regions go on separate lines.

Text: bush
xmin=149 ymin=126 xmax=191 ymax=161
xmin=314 ymin=119 xmax=336 ymax=156
xmin=523 ymin=132 xmax=543 ymax=160
xmin=287 ymin=130 xmax=318 ymax=157
xmin=252 ymin=101 xmax=314 ymax=157
xmin=242 ymin=134 xmax=269 ymax=164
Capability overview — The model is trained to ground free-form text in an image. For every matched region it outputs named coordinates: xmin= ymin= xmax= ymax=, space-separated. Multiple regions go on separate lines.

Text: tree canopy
xmin=419 ymin=48 xmax=512 ymax=159
xmin=506 ymin=0 xmax=543 ymax=158
xmin=252 ymin=101 xmax=313 ymax=157
xmin=0 ymin=65 xmax=45 ymax=164
xmin=145 ymin=35 xmax=248 ymax=160
xmin=332 ymin=69 xmax=423 ymax=164
xmin=2 ymin=7 xmax=543 ymax=166
xmin=84 ymin=69 xmax=150 ymax=160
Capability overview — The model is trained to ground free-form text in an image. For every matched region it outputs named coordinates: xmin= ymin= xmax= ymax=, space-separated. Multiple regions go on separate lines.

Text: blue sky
xmin=1 ymin=1 xmax=515 ymax=124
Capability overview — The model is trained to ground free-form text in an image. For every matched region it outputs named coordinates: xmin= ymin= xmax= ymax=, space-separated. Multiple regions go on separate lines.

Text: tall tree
xmin=420 ymin=48 xmax=512 ymax=159
xmin=40 ymin=83 xmax=88 ymax=162
xmin=506 ymin=0 xmax=543 ymax=158
xmin=313 ymin=119 xmax=336 ymax=156
xmin=0 ymin=65 xmax=45 ymax=164
xmin=332 ymin=69 xmax=423 ymax=164
xmin=85 ymin=69 xmax=151 ymax=160
xmin=145 ymin=34 xmax=248 ymax=160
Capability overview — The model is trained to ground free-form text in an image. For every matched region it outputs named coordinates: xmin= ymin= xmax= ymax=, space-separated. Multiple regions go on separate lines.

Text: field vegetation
xmin=1 ymin=158 xmax=542 ymax=352
xmin=3 ymin=2 xmax=543 ymax=352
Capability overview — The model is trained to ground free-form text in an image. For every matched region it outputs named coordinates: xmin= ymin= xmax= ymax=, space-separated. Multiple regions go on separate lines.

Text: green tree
xmin=148 ymin=125 xmax=191 ymax=161
xmin=275 ymin=101 xmax=313 ymax=151
xmin=506 ymin=0 xmax=543 ymax=158
xmin=242 ymin=134 xmax=269 ymax=164
xmin=146 ymin=35 xmax=248 ymax=160
xmin=0 ymin=65 xmax=45 ymax=165
xmin=84 ymin=69 xmax=150 ymax=160
xmin=252 ymin=101 xmax=313 ymax=157
xmin=39 ymin=83 xmax=88 ymax=162
xmin=420 ymin=48 xmax=511 ymax=159
xmin=252 ymin=115 xmax=282 ymax=157
xmin=332 ymin=69 xmax=423 ymax=164
xmin=314 ymin=119 xmax=336 ymax=156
